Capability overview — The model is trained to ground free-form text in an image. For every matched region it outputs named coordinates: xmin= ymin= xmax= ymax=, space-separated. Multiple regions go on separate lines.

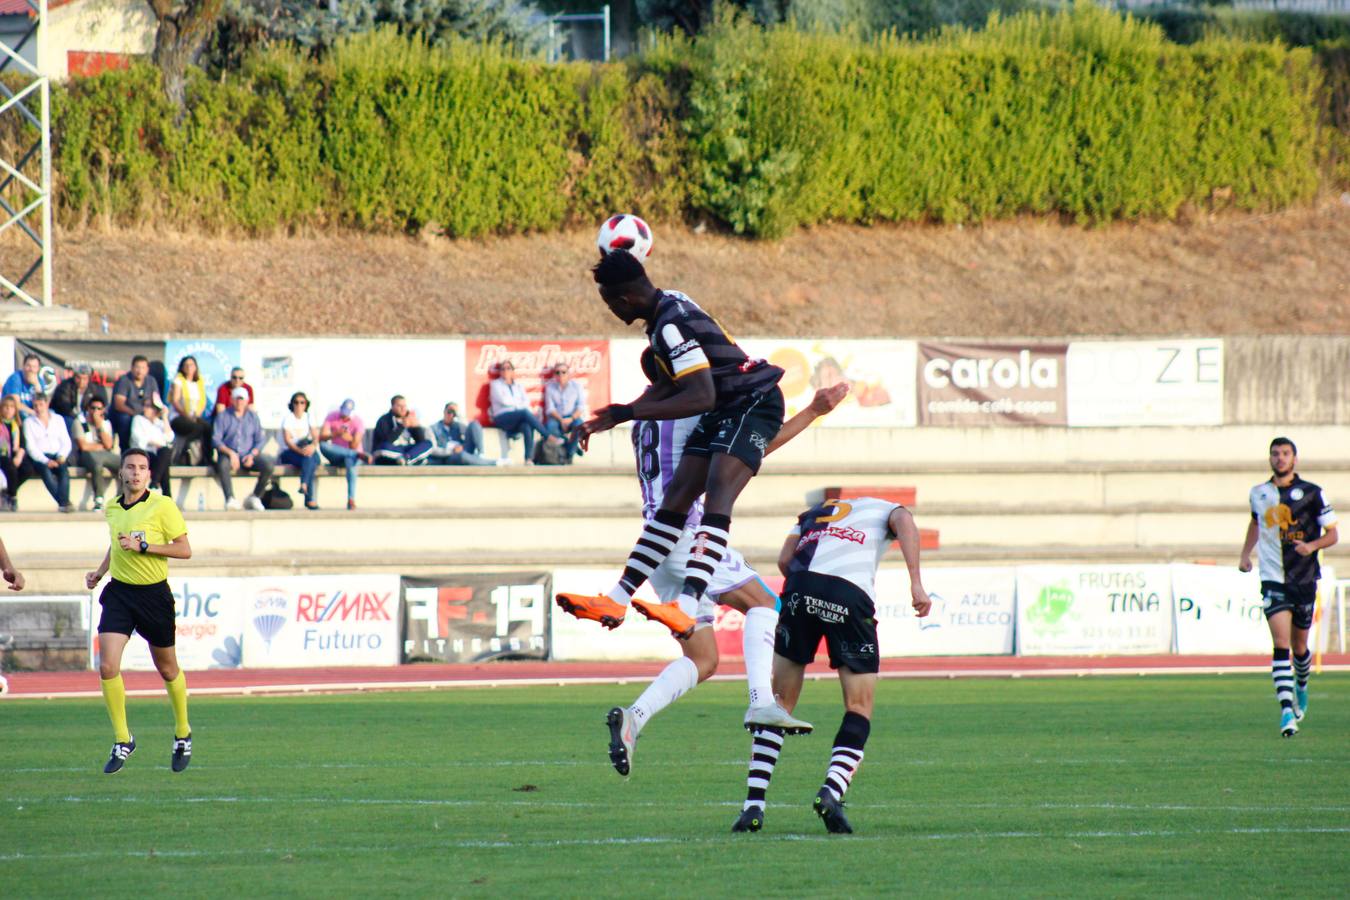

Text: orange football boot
xmin=631 ymin=598 xmax=696 ymax=640
xmin=555 ymin=593 xmax=628 ymax=629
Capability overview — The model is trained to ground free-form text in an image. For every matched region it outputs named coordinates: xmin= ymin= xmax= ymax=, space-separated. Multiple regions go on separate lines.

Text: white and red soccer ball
xmin=596 ymin=214 xmax=653 ymax=261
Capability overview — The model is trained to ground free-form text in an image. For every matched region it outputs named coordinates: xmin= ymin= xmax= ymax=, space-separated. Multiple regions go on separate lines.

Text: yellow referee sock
xmin=100 ymin=675 xmax=131 ymax=744
xmin=164 ymin=671 xmax=191 ymax=739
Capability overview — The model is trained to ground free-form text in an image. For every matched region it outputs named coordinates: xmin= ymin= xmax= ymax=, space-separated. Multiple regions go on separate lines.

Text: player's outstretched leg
xmin=556 ymin=509 xmax=689 ymax=629
xmin=606 ymin=706 xmax=637 ymax=777
xmin=1293 ymin=649 xmax=1312 ymax=722
xmin=606 ymin=655 xmax=703 ymax=777
xmin=1272 ymin=648 xmax=1298 ymax=737
xmin=733 ymin=726 xmax=784 ymax=833
xmin=631 ymin=597 xmax=696 ymax=639
xmin=814 ymin=711 xmax=869 ymax=834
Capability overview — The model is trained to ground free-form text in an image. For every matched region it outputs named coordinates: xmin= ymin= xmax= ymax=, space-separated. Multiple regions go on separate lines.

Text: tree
xmin=148 ymin=0 xmax=228 ymax=112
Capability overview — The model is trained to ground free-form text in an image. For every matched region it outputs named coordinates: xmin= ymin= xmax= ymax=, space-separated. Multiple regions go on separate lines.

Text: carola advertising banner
xmin=876 ymin=567 xmax=1017 ymax=656
xmin=116 ymin=578 xmax=246 ymax=671
xmin=241 ymin=574 xmax=400 ymax=667
xmin=1170 ymin=564 xmax=1269 ymax=655
xmin=402 ymin=573 xmax=550 ymax=663
xmin=1016 ymin=565 xmax=1173 ymax=655
xmin=918 ymin=341 xmax=1068 ymax=426
xmin=466 ymin=339 xmax=610 ymax=426
xmin=738 ymin=340 xmax=918 ymax=427
xmin=1066 ymin=340 xmax=1223 ymax=427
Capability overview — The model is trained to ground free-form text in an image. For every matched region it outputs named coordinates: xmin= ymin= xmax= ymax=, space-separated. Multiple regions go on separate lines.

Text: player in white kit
xmin=731 ymin=496 xmax=931 ymax=834
xmin=599 ymin=351 xmax=849 ymax=777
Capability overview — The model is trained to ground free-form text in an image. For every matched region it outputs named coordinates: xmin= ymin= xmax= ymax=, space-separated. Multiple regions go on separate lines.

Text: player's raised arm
xmin=765 ymin=383 xmax=850 ymax=456
xmin=889 ymin=506 xmax=931 ymax=618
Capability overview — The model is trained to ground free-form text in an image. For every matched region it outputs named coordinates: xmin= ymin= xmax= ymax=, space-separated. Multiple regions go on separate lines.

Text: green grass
xmin=2 ymin=675 xmax=1348 ymax=897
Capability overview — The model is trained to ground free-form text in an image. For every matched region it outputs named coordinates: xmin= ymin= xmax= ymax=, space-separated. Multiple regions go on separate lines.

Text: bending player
xmin=557 ymin=251 xmax=792 ymax=715
xmin=732 ymin=496 xmax=931 ymax=834
xmin=601 ymin=350 xmax=849 ymax=775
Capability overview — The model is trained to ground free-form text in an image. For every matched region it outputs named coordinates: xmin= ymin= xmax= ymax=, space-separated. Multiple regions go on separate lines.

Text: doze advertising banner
xmin=1170 ymin=564 xmax=1269 ymax=655
xmin=116 ymin=578 xmax=246 ymax=671
xmin=241 ymin=574 xmax=400 ymax=667
xmin=1016 ymin=565 xmax=1173 ymax=655
xmin=402 ymin=573 xmax=550 ymax=663
xmin=466 ymin=339 xmax=610 ymax=426
xmin=874 ymin=567 xmax=1017 ymax=656
xmin=918 ymin=341 xmax=1068 ymax=426
xmin=1066 ymin=340 xmax=1223 ymax=427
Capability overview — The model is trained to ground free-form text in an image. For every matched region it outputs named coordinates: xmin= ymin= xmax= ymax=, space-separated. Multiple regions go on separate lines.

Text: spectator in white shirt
xmin=488 ymin=361 xmax=550 ymax=464
xmin=544 ymin=362 xmax=588 ymax=460
xmin=21 ymin=393 xmax=73 ymax=511
xmin=73 ymin=397 xmax=119 ymax=510
xmin=278 ymin=391 xmax=321 ymax=510
xmin=130 ymin=397 xmax=175 ymax=499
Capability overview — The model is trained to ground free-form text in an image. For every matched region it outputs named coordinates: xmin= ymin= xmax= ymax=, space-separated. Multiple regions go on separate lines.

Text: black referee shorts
xmin=98 ymin=578 xmax=176 ymax=648
xmin=683 ymin=387 xmax=785 ymax=475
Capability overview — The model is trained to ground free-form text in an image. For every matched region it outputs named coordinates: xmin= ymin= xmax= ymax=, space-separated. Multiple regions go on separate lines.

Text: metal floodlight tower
xmin=0 ymin=0 xmax=51 ymax=308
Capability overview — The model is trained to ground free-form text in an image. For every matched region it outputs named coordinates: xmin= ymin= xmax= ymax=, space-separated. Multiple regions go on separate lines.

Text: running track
xmin=6 ymin=654 xmax=1349 ymax=699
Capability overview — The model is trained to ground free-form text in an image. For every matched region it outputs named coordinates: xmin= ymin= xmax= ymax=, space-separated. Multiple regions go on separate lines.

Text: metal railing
xmin=547 ymin=4 xmax=610 ymax=63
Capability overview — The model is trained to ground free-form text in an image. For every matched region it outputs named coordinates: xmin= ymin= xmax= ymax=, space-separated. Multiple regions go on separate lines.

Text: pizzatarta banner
xmin=466 ymin=339 xmax=610 ymax=427
xmin=1016 ymin=565 xmax=1173 ymax=655
xmin=918 ymin=341 xmax=1067 ymax=426
xmin=402 ymin=572 xmax=550 ymax=663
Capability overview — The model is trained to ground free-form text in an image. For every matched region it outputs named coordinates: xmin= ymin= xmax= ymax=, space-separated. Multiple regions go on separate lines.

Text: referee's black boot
xmin=171 ymin=733 xmax=193 ymax=773
xmin=103 ymin=737 xmax=136 ymax=774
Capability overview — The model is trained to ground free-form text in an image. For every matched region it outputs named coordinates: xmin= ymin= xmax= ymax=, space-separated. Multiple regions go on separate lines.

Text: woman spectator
xmin=130 ymin=398 xmax=175 ymax=499
xmin=488 ymin=361 xmax=550 ymax=464
xmin=0 ymin=394 xmax=26 ymax=510
xmin=168 ymin=356 xmax=213 ymax=466
xmin=279 ymin=392 xmax=321 ymax=510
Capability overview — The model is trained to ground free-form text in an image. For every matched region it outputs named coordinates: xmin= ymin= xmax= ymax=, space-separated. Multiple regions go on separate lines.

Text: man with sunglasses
xmin=110 ymin=356 xmax=161 ymax=452
xmin=73 ymin=397 xmax=120 ymax=510
xmin=544 ymin=363 xmax=588 ymax=461
xmin=212 ymin=368 xmax=255 ymax=417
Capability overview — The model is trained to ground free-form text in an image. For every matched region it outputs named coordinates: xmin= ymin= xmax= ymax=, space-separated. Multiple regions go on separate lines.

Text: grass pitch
xmin=3 ymin=674 xmax=1348 ymax=898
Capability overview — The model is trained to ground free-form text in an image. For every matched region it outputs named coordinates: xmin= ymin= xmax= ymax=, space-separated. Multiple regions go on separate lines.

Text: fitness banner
xmin=402 ymin=572 xmax=550 ymax=663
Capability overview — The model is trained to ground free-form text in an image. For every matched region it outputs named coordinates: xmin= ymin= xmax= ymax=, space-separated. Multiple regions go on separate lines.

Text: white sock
xmin=604 ymin=584 xmax=633 ymax=607
xmin=630 ymin=656 xmax=699 ymax=736
xmin=743 ymin=606 xmax=776 ymax=708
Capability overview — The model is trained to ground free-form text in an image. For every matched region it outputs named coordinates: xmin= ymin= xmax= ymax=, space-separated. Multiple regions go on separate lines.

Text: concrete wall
xmin=38 ymin=0 xmax=153 ymax=80
xmin=1226 ymin=337 xmax=1350 ymax=426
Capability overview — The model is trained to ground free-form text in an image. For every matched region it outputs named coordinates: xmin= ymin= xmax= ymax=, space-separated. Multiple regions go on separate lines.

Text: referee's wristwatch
xmin=138 ymin=540 xmax=149 ymax=554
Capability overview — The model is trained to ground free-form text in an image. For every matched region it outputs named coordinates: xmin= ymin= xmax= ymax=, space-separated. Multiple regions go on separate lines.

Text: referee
xmin=86 ymin=447 xmax=194 ymax=774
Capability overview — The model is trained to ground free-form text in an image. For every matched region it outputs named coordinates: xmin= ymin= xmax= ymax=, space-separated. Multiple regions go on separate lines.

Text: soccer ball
xmin=0 ymin=674 xmax=8 ymax=694
xmin=596 ymin=214 xmax=653 ymax=261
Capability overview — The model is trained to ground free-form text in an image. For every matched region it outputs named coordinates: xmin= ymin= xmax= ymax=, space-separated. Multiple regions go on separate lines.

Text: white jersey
xmin=632 ymin=417 xmax=703 ymax=527
xmin=786 ymin=497 xmax=899 ymax=604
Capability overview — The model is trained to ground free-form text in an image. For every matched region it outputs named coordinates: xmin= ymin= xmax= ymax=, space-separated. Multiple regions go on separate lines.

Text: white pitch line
xmin=8 ymin=795 xmax=1350 ymax=815
xmin=7 ymin=664 xmax=1348 ymax=700
xmin=4 ymin=826 xmax=1350 ymax=863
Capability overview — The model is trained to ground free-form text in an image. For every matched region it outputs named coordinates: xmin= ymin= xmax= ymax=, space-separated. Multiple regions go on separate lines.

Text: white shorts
xmin=649 ymin=526 xmax=759 ymax=619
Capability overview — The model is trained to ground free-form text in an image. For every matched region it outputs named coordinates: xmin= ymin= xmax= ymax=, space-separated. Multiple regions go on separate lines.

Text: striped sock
xmin=744 ymin=726 xmax=784 ymax=811
xmin=823 ymin=711 xmax=870 ymax=802
xmin=678 ymin=513 xmax=731 ymax=604
xmin=608 ymin=509 xmax=687 ymax=603
xmin=1272 ymin=649 xmax=1294 ymax=711
xmin=1293 ymin=650 xmax=1312 ymax=689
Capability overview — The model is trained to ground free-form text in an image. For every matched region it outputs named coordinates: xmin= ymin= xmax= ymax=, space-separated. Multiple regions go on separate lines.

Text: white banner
xmin=739 ymin=339 xmax=918 ymax=427
xmin=1066 ymin=339 xmax=1223 ymax=427
xmin=1016 ymin=565 xmax=1174 ymax=655
xmin=238 ymin=339 xmax=466 ymax=431
xmin=1170 ymin=564 xmax=1270 ymax=655
xmin=608 ymin=339 xmax=649 ymax=410
xmin=549 ymin=569 xmax=680 ymax=662
xmin=241 ymin=574 xmax=401 ymax=668
xmin=114 ymin=578 xmax=247 ymax=671
xmin=875 ymin=567 xmax=1016 ymax=656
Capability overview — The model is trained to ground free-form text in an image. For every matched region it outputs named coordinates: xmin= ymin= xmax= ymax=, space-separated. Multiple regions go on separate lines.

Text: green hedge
xmin=44 ymin=5 xmax=1337 ymax=238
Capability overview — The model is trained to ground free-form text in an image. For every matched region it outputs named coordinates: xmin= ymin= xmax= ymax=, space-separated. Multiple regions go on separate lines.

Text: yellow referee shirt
xmin=105 ymin=491 xmax=188 ymax=585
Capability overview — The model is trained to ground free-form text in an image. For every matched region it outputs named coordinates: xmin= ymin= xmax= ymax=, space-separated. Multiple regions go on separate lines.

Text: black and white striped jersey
xmin=1249 ymin=476 xmax=1337 ymax=585
xmin=645 ymin=290 xmax=782 ymax=405
xmin=786 ymin=497 xmax=900 ymax=604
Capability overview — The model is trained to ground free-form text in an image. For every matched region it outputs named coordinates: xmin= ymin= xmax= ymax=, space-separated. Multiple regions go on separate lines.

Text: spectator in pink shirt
xmin=320 ymin=398 xmax=369 ymax=510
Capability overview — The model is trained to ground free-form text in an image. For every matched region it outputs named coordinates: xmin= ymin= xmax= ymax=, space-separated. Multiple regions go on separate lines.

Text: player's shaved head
xmin=593 ymin=249 xmax=649 ymax=290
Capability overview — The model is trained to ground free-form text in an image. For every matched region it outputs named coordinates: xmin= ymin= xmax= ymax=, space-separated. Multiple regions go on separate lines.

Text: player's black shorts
xmin=1261 ymin=580 xmax=1318 ymax=630
xmin=683 ymin=387 xmax=784 ymax=475
xmin=774 ymin=570 xmax=879 ymax=674
xmin=97 ymin=578 xmax=176 ymax=647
